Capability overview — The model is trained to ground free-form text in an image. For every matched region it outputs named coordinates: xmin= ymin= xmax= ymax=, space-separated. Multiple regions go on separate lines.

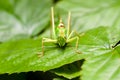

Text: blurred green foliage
xmin=0 ymin=0 xmax=120 ymax=80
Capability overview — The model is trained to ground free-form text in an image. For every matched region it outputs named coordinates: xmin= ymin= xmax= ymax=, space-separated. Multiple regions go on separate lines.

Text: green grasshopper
xmin=41 ymin=7 xmax=81 ymax=56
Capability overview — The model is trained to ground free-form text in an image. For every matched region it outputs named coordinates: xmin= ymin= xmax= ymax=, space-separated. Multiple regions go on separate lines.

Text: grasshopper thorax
xmin=56 ymin=18 xmax=66 ymax=47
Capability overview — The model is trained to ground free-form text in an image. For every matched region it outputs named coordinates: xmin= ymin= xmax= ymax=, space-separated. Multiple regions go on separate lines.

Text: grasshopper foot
xmin=75 ymin=50 xmax=82 ymax=54
xmin=37 ymin=52 xmax=43 ymax=57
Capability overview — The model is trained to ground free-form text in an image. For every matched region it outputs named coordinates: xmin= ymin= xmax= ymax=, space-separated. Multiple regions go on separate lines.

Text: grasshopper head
xmin=58 ymin=18 xmax=65 ymax=28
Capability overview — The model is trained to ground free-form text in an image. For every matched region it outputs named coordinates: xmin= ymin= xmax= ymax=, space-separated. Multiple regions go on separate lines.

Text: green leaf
xmin=0 ymin=38 xmax=87 ymax=74
xmin=78 ymin=27 xmax=120 ymax=80
xmin=51 ymin=60 xmax=84 ymax=79
xmin=81 ymin=47 xmax=120 ymax=80
xmin=53 ymin=77 xmax=67 ymax=80
xmin=0 ymin=0 xmax=52 ymax=42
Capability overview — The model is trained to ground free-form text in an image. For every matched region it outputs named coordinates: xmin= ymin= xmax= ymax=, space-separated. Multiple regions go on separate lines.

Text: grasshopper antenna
xmin=51 ymin=7 xmax=56 ymax=39
xmin=67 ymin=11 xmax=71 ymax=38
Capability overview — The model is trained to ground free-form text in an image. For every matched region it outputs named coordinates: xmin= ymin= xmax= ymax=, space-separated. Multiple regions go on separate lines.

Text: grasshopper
xmin=41 ymin=7 xmax=82 ymax=56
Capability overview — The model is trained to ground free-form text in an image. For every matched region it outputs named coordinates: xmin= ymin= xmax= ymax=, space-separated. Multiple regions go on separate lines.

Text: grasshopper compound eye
xmin=58 ymin=22 xmax=64 ymax=27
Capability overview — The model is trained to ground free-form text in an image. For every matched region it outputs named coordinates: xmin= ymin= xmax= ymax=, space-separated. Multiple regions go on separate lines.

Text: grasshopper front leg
xmin=67 ymin=36 xmax=82 ymax=54
xmin=38 ymin=38 xmax=57 ymax=57
xmin=41 ymin=38 xmax=57 ymax=56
